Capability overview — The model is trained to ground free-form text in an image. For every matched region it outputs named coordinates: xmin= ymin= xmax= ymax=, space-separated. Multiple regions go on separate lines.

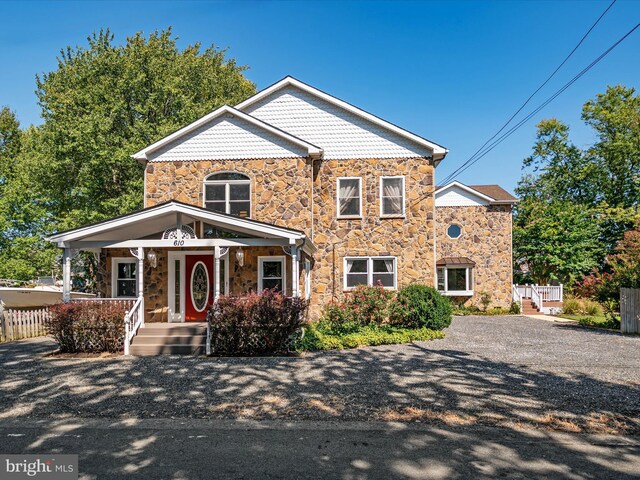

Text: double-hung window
xmin=436 ymin=259 xmax=474 ymax=296
xmin=204 ymin=172 xmax=251 ymax=218
xmin=337 ymin=177 xmax=362 ymax=218
xmin=258 ymin=256 xmax=286 ymax=293
xmin=380 ymin=176 xmax=405 ymax=216
xmin=112 ymin=258 xmax=137 ymax=298
xmin=344 ymin=257 xmax=396 ymax=289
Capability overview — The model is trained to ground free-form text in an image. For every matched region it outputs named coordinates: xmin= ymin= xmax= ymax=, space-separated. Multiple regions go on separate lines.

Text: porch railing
xmin=537 ymin=285 xmax=563 ymax=302
xmin=124 ymin=297 xmax=143 ymax=356
xmin=511 ymin=284 xmax=522 ymax=305
xmin=73 ymin=298 xmax=136 ymax=310
xmin=530 ymin=285 xmax=543 ymax=311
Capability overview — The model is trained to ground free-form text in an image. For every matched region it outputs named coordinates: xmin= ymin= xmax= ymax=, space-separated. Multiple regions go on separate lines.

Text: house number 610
xmin=173 ymin=240 xmax=185 ymax=246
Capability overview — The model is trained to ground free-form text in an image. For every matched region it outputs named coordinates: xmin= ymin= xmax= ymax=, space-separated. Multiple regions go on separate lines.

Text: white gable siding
xmin=242 ymin=86 xmax=433 ymax=160
xmin=147 ymin=115 xmax=308 ymax=162
xmin=435 ymin=186 xmax=490 ymax=207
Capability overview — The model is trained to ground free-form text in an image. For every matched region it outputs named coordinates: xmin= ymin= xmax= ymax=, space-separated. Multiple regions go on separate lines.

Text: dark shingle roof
xmin=467 ymin=185 xmax=517 ymax=203
xmin=436 ymin=257 xmax=476 ymax=266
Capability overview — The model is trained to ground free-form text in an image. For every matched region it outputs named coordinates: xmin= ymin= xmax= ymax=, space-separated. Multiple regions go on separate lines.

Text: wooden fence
xmin=0 ymin=307 xmax=49 ymax=342
xmin=620 ymin=288 xmax=640 ymax=334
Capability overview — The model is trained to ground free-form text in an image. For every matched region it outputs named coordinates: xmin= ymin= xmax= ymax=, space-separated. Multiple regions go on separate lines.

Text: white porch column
xmin=62 ymin=248 xmax=72 ymax=302
xmin=291 ymin=246 xmax=300 ymax=298
xmin=214 ymin=246 xmax=221 ymax=302
xmin=137 ymin=247 xmax=145 ymax=327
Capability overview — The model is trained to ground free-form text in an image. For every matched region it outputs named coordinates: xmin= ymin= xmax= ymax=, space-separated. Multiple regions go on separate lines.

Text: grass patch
xmin=297 ymin=322 xmax=444 ymax=351
xmin=558 ymin=314 xmax=620 ymax=330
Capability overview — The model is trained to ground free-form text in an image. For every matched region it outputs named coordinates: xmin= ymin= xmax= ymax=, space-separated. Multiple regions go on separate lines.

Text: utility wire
xmin=442 ymin=21 xmax=640 ymax=183
xmin=440 ymin=0 xmax=618 ymax=185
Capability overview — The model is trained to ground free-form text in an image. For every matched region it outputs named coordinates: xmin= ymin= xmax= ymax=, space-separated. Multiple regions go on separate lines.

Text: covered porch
xmin=47 ymin=201 xmax=316 ymax=354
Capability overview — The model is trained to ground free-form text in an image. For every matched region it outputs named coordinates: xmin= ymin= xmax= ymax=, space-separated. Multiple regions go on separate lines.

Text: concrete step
xmin=132 ymin=335 xmax=206 ymax=346
xmin=129 ymin=344 xmax=205 ymax=356
xmin=138 ymin=325 xmax=207 ymax=336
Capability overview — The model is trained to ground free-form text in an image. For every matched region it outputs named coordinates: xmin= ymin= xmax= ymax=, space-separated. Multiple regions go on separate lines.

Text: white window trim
xmin=437 ymin=266 xmax=474 ymax=296
xmin=111 ymin=257 xmax=138 ymax=299
xmin=380 ymin=175 xmax=406 ymax=218
xmin=336 ymin=177 xmax=363 ymax=219
xmin=258 ymin=255 xmax=287 ymax=293
xmin=203 ymin=172 xmax=252 ymax=217
xmin=447 ymin=224 xmax=463 ymax=239
xmin=343 ymin=256 xmax=397 ymax=290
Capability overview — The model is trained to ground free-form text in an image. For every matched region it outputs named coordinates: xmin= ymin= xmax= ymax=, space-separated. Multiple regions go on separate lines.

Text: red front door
xmin=185 ymin=254 xmax=214 ymax=321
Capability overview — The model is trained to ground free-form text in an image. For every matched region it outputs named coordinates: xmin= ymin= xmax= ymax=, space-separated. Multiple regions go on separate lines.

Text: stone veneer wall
xmin=435 ymin=205 xmax=513 ymax=309
xmin=99 ymin=246 xmax=306 ymax=323
xmin=143 ymin=157 xmax=436 ymax=319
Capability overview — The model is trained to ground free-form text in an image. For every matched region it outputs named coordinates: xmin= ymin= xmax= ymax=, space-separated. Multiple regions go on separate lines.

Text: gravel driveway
xmin=1 ymin=315 xmax=639 ymax=433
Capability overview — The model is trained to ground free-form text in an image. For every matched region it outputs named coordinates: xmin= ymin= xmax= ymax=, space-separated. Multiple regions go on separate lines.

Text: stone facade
xmin=141 ymin=157 xmax=436 ymax=319
xmin=435 ymin=205 xmax=513 ymax=309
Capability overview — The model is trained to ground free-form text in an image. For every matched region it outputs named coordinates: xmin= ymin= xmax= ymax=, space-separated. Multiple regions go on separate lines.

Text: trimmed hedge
xmin=207 ymin=290 xmax=308 ymax=355
xmin=46 ymin=301 xmax=127 ymax=353
xmin=298 ymin=322 xmax=444 ymax=351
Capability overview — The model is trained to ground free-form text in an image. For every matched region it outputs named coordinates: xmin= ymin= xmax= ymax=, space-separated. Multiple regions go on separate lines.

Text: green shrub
xmin=509 ymin=301 xmax=522 ymax=314
xmin=320 ymin=285 xmax=394 ymax=328
xmin=389 ymin=284 xmax=452 ymax=330
xmin=582 ymin=299 xmax=603 ymax=316
xmin=297 ymin=322 xmax=444 ymax=351
xmin=562 ymin=297 xmax=582 ymax=315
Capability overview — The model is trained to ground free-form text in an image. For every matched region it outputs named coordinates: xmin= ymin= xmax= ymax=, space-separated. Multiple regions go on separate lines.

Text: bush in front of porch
xmin=299 ymin=284 xmax=449 ymax=351
xmin=46 ymin=301 xmax=127 ymax=353
xmin=207 ymin=290 xmax=308 ymax=355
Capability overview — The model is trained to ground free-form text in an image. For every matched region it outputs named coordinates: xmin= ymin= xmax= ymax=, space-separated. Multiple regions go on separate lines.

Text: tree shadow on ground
xmin=1 ymin=318 xmax=639 ymax=479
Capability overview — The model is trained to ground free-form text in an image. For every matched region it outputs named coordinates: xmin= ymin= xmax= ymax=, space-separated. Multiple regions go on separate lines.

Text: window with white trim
xmin=344 ymin=257 xmax=396 ymax=289
xmin=258 ymin=256 xmax=286 ymax=293
xmin=447 ymin=224 xmax=462 ymax=239
xmin=380 ymin=176 xmax=405 ymax=216
xmin=437 ymin=266 xmax=474 ymax=296
xmin=337 ymin=177 xmax=362 ymax=217
xmin=111 ymin=258 xmax=137 ymax=298
xmin=204 ymin=172 xmax=251 ymax=218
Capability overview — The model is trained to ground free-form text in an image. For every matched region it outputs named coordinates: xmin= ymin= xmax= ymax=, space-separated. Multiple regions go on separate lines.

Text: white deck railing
xmin=512 ymin=284 xmax=522 ymax=304
xmin=536 ymin=285 xmax=563 ymax=302
xmin=124 ymin=297 xmax=143 ymax=355
xmin=530 ymin=285 xmax=543 ymax=311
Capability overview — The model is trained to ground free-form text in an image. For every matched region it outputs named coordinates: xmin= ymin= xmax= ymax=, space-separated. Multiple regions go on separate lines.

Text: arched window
xmin=204 ymin=172 xmax=251 ymax=217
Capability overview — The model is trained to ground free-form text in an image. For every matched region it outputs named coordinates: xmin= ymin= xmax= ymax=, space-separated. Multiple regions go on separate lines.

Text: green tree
xmin=31 ymin=28 xmax=254 ymax=228
xmin=0 ymin=28 xmax=255 ymax=280
xmin=514 ymin=86 xmax=640 ymax=284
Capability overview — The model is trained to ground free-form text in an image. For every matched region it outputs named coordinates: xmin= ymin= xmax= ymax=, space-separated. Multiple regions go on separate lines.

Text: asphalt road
xmin=1 ymin=418 xmax=639 ymax=479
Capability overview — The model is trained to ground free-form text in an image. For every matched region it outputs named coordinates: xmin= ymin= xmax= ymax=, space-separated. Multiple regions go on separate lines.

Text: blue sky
xmin=0 ymin=0 xmax=638 ymax=193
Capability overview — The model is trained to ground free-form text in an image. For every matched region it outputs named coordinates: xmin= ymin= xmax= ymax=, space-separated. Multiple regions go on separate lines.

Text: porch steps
xmin=522 ymin=300 xmax=540 ymax=315
xmin=129 ymin=322 xmax=207 ymax=356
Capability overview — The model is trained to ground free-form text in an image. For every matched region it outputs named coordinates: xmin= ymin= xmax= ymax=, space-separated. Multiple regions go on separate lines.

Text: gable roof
xmin=435 ymin=181 xmax=517 ymax=205
xmin=47 ymin=201 xmax=315 ymax=253
xmin=235 ymin=76 xmax=449 ymax=163
xmin=131 ymin=105 xmax=323 ymax=162
xmin=467 ymin=185 xmax=518 ymax=203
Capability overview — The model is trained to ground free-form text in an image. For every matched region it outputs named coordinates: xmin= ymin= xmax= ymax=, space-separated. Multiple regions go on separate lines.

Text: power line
xmin=442 ymin=21 xmax=640 ymax=183
xmin=440 ymin=0 xmax=618 ymax=185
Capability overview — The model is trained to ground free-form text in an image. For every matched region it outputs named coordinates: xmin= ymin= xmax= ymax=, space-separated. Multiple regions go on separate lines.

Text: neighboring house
xmin=47 ymin=76 xmax=516 ymax=328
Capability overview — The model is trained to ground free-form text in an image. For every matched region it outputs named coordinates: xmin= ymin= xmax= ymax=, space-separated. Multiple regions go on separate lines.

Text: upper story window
xmin=380 ymin=176 xmax=405 ymax=217
xmin=344 ymin=256 xmax=397 ymax=290
xmin=204 ymin=172 xmax=251 ymax=218
xmin=337 ymin=177 xmax=362 ymax=218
